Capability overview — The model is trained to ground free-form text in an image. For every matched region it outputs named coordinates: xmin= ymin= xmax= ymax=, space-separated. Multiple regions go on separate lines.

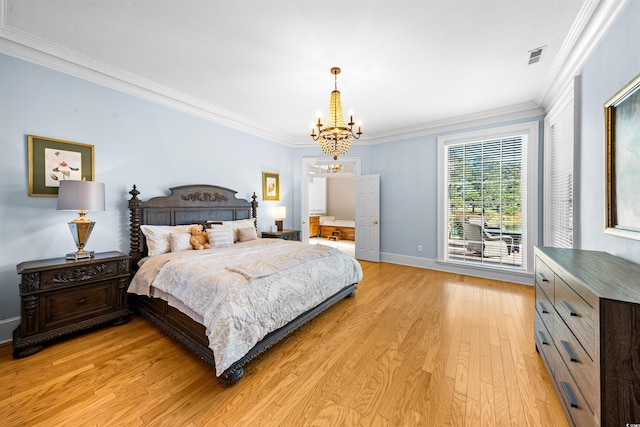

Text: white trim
xmin=437 ymin=121 xmax=539 ymax=273
xmin=538 ymin=0 xmax=630 ymax=110
xmin=0 ymin=316 xmax=19 ymax=344
xmin=380 ymin=253 xmax=533 ymax=286
xmin=0 ymin=0 xmax=626 ymax=146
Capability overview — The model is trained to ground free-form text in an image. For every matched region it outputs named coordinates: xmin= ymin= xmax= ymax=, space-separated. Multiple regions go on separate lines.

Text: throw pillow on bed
xmin=206 ymin=225 xmax=234 ymax=248
xmin=170 ymin=232 xmax=193 ymax=252
xmin=141 ymin=224 xmax=194 ymax=256
xmin=238 ymin=227 xmax=258 ymax=242
xmin=221 ymin=219 xmax=256 ymax=242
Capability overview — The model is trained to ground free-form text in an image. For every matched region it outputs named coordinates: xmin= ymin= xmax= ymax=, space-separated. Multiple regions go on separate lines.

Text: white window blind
xmin=544 ymin=86 xmax=574 ymax=248
xmin=445 ymin=134 xmax=527 ymax=269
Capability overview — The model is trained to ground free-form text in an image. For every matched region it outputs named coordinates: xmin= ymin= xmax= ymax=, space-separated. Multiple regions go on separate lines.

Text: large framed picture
xmin=28 ymin=135 xmax=95 ymax=197
xmin=605 ymin=72 xmax=640 ymax=239
xmin=262 ymin=172 xmax=280 ymax=201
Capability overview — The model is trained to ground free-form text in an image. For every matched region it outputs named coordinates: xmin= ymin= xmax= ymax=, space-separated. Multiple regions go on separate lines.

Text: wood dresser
xmin=13 ymin=251 xmax=131 ymax=358
xmin=534 ymin=246 xmax=640 ymax=427
xmin=309 ymin=215 xmax=320 ymax=238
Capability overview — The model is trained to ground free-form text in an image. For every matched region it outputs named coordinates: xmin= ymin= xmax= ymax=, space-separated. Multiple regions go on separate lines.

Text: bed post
xmin=251 ymin=192 xmax=258 ymax=229
xmin=129 ymin=185 xmax=143 ymax=267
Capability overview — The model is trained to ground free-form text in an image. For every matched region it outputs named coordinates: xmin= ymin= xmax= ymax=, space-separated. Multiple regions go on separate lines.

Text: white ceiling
xmin=2 ymin=0 xmax=591 ymax=145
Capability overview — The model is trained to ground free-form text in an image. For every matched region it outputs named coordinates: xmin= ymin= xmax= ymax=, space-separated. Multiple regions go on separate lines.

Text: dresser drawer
xmin=534 ymin=310 xmax=556 ymax=376
xmin=535 ymin=283 xmax=554 ymax=332
xmin=554 ymin=310 xmax=596 ymax=413
xmin=42 ymin=281 xmax=114 ymax=330
xmin=39 ymin=260 xmax=119 ymax=290
xmin=554 ymin=351 xmax=596 ymax=427
xmin=555 ymin=276 xmax=595 ymax=358
xmin=535 ymin=256 xmax=554 ymax=301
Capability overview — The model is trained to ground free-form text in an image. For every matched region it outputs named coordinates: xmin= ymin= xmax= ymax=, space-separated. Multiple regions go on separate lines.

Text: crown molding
xmin=362 ymin=102 xmax=545 ymax=145
xmin=536 ymin=0 xmax=629 ymax=110
xmin=0 ymin=4 xmax=291 ymax=146
xmin=1 ymin=0 xmax=627 ymax=147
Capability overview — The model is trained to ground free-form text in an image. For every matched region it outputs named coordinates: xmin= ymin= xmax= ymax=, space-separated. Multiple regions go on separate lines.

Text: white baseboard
xmin=379 ymin=252 xmax=534 ymax=286
xmin=0 ymin=317 xmax=19 ymax=344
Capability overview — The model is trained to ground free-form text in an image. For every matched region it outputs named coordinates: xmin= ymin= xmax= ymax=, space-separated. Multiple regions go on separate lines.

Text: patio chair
xmin=463 ymin=222 xmax=513 ymax=257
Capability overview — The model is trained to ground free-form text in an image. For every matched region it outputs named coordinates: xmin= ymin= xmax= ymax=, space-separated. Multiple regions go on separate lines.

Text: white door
xmin=355 ymin=174 xmax=380 ymax=262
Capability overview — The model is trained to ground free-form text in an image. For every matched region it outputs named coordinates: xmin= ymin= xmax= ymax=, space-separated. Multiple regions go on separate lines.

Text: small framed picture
xmin=28 ymin=135 xmax=95 ymax=197
xmin=262 ymin=172 xmax=280 ymax=201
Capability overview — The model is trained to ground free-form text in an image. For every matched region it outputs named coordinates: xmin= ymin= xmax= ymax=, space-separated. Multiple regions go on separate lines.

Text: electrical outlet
xmin=417 ymin=245 xmax=423 ymax=252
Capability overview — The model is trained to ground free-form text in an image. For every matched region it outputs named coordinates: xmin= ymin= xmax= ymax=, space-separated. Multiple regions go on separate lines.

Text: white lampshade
xmin=272 ymin=206 xmax=286 ymax=219
xmin=57 ymin=180 xmax=106 ymax=211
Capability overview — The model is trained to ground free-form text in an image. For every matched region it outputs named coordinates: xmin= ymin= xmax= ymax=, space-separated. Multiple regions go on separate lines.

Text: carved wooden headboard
xmin=128 ymin=184 xmax=258 ymax=266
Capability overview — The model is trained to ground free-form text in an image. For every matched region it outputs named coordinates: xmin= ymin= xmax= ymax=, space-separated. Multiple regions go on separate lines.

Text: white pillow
xmin=141 ymin=224 xmax=194 ymax=256
xmin=206 ymin=225 xmax=234 ymax=248
xmin=238 ymin=227 xmax=258 ymax=242
xmin=170 ymin=232 xmax=193 ymax=252
xmin=222 ymin=219 xmax=256 ymax=242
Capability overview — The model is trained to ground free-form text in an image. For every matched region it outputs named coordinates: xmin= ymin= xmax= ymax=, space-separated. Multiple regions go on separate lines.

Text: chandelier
xmin=311 ymin=67 xmax=362 ymax=160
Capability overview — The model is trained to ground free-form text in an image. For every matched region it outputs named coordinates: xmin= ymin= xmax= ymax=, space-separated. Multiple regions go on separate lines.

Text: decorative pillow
xmin=238 ymin=227 xmax=258 ymax=242
xmin=170 ymin=232 xmax=193 ymax=252
xmin=222 ymin=219 xmax=256 ymax=242
xmin=206 ymin=225 xmax=234 ymax=248
xmin=141 ymin=224 xmax=194 ymax=256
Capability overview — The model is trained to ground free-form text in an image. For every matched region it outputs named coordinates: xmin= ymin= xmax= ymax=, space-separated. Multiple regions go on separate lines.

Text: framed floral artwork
xmin=605 ymin=72 xmax=640 ymax=239
xmin=262 ymin=172 xmax=280 ymax=201
xmin=28 ymin=135 xmax=95 ymax=196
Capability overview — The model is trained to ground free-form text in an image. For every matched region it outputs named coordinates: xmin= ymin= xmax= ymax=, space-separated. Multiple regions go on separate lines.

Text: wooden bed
xmin=127 ymin=184 xmax=358 ymax=386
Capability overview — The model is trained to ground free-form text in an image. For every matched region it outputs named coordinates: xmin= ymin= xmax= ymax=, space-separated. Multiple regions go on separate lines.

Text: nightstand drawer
xmin=39 ymin=260 xmax=120 ymax=290
xmin=555 ymin=276 xmax=595 ymax=358
xmin=42 ymin=281 xmax=114 ymax=330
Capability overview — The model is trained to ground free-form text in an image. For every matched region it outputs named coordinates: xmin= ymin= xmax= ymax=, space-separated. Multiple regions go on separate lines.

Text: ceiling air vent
xmin=528 ymin=46 xmax=546 ymax=65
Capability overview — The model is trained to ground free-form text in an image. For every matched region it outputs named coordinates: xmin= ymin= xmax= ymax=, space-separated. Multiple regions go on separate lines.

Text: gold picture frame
xmin=28 ymin=135 xmax=95 ymax=196
xmin=262 ymin=172 xmax=280 ymax=201
xmin=605 ymin=72 xmax=640 ymax=238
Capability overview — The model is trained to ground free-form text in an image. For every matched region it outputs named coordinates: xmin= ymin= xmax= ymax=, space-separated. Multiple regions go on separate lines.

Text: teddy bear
xmin=189 ymin=224 xmax=211 ymax=250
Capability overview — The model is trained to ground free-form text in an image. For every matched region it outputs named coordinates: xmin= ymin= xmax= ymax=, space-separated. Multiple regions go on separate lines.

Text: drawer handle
xmin=560 ymin=299 xmax=578 ymax=317
xmin=560 ymin=381 xmax=579 ymax=408
xmin=538 ymin=301 xmax=549 ymax=314
xmin=537 ymin=330 xmax=549 ymax=346
xmin=561 ymin=340 xmax=579 ymax=363
xmin=77 ymin=298 xmax=87 ymax=306
xmin=538 ymin=272 xmax=549 ymax=282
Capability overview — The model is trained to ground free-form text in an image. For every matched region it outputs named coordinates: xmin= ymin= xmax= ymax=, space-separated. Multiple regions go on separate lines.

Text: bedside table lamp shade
xmin=272 ymin=206 xmax=286 ymax=232
xmin=57 ymin=180 xmax=105 ymax=260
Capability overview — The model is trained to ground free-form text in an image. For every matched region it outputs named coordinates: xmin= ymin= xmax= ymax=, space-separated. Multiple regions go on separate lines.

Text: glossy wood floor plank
xmin=0 ymin=262 xmax=569 ymax=426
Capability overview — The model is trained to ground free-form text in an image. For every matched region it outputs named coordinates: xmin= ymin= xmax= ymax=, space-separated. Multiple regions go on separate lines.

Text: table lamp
xmin=272 ymin=206 xmax=286 ymax=232
xmin=57 ymin=180 xmax=105 ymax=260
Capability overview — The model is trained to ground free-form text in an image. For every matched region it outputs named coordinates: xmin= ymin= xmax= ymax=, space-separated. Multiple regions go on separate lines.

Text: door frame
xmin=300 ymin=157 xmax=361 ymax=243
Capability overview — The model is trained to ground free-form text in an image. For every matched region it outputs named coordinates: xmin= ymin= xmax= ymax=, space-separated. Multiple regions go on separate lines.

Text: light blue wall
xmin=578 ymin=0 xmax=640 ymax=262
xmin=0 ymin=54 xmax=293 ymax=320
xmin=369 ymin=118 xmax=544 ymax=260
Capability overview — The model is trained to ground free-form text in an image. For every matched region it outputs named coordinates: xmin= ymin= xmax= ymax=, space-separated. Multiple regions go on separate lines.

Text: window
xmin=544 ymin=81 xmax=574 ymax=248
xmin=437 ymin=122 xmax=538 ymax=273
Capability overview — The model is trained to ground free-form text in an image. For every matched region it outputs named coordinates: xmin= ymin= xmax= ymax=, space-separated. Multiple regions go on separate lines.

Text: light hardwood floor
xmin=0 ymin=262 xmax=568 ymax=426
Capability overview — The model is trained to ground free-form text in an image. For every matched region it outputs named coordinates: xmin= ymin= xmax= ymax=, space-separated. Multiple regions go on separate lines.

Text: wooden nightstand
xmin=261 ymin=229 xmax=301 ymax=241
xmin=13 ymin=251 xmax=131 ymax=358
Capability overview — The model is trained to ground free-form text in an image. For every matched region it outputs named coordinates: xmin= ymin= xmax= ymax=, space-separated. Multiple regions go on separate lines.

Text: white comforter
xmin=129 ymin=238 xmax=363 ymax=376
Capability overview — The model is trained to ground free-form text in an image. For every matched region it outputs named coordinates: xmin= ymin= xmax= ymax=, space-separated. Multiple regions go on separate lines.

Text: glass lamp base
xmin=66 ymin=250 xmax=95 ymax=261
